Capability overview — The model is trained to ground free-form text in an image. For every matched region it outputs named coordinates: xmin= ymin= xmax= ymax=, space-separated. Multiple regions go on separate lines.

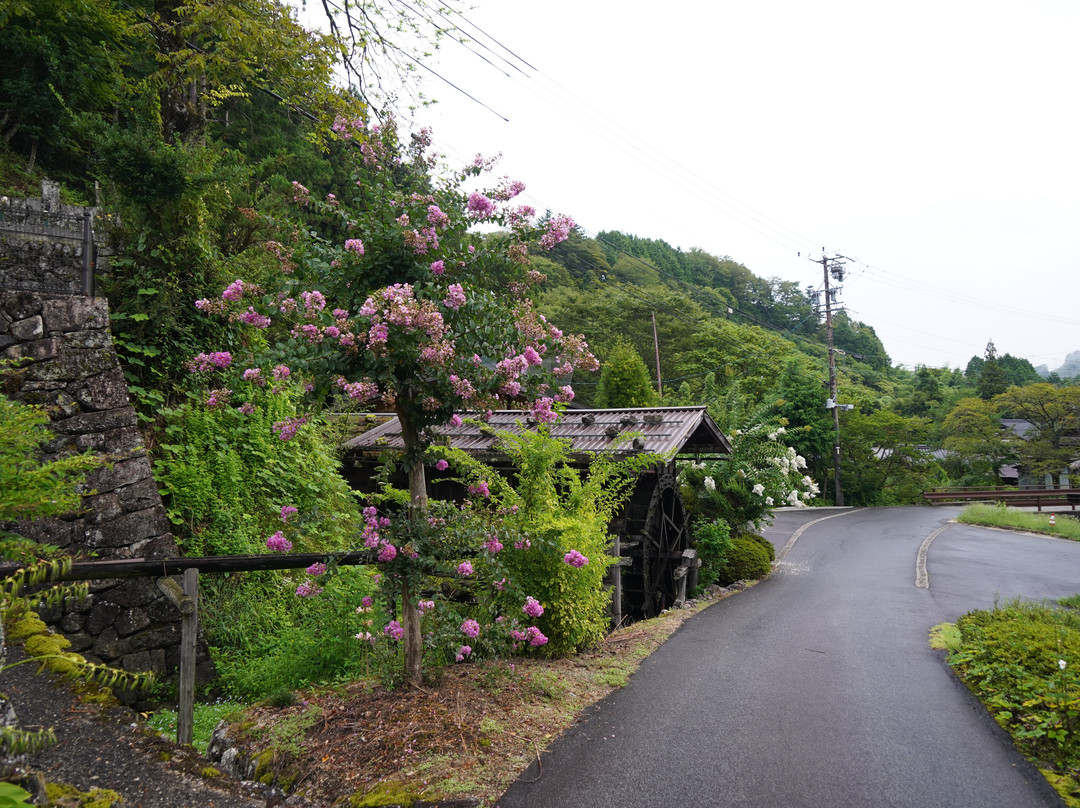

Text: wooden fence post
xmin=156 ymin=571 xmax=199 ymax=745
xmin=179 ymin=568 xmax=198 ymax=745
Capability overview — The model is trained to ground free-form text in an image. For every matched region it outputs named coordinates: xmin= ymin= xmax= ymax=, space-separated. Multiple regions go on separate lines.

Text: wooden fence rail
xmin=923 ymin=487 xmax=1080 ymax=511
xmin=2 ymin=550 xmax=376 ymax=745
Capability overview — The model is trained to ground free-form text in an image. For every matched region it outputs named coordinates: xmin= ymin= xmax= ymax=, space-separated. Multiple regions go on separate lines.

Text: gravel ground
xmin=0 ymin=645 xmax=310 ymax=807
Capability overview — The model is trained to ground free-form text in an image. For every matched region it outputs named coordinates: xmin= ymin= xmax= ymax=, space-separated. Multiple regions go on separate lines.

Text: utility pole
xmin=651 ymin=311 xmax=663 ymax=397
xmin=814 ymin=252 xmax=846 ymax=506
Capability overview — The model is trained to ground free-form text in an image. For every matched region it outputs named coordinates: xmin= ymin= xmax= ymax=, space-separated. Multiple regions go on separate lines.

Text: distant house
xmin=341 ymin=406 xmax=732 ymax=623
xmin=998 ymin=418 xmax=1076 ymax=488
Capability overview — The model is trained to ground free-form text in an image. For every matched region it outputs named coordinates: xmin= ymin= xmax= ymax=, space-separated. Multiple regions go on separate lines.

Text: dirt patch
xmin=217 ymin=601 xmax=722 ymax=806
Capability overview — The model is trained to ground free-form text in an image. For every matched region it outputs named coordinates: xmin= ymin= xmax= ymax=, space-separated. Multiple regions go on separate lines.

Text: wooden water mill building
xmin=341 ymin=406 xmax=732 ymax=625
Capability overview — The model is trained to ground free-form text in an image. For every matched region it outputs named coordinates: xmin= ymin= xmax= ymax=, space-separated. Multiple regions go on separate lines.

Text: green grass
xmin=147 ymin=700 xmax=246 ymax=753
xmin=957 ymin=504 xmax=1080 ymax=541
xmin=945 ymin=599 xmax=1080 ymax=806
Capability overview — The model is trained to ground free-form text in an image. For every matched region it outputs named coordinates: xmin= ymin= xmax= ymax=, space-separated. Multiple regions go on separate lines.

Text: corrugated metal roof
xmin=342 ymin=406 xmax=731 ymax=459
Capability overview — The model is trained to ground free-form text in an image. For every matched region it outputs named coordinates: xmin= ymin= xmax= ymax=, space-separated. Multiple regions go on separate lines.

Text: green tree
xmin=839 ymin=409 xmax=944 ymax=505
xmin=993 ymin=383 xmax=1080 ymax=484
xmin=595 ymin=340 xmax=657 ymax=408
xmin=941 ymin=396 xmax=1010 ymax=485
xmin=977 ymin=341 xmax=1008 ymax=400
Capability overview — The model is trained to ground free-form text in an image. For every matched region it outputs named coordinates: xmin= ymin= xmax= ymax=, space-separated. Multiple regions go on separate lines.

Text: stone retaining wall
xmin=0 ymin=189 xmax=212 ymax=693
xmin=0 ymin=289 xmax=211 ymax=684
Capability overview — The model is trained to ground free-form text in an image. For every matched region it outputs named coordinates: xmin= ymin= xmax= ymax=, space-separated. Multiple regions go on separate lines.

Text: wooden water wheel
xmin=612 ymin=463 xmax=693 ymax=621
xmin=641 ymin=467 xmax=690 ymax=616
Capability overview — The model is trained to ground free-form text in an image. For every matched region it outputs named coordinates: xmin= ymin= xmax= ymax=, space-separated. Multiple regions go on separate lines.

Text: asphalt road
xmin=497 ymin=506 xmax=1080 ymax=808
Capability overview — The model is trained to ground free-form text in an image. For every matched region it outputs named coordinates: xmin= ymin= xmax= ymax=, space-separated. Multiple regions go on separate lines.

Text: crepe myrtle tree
xmin=191 ymin=116 xmax=597 ymax=684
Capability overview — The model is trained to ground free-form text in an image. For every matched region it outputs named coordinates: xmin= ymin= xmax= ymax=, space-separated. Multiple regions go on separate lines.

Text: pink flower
xmin=527 ymin=626 xmax=548 ymax=647
xmin=457 ymin=561 xmax=473 ymax=577
xmin=239 ymin=307 xmax=271 ymax=328
xmin=186 ymin=351 xmax=233 ymax=372
xmin=280 ymin=506 xmax=298 ymax=523
xmin=467 ymin=193 xmax=496 ymax=219
xmin=306 ymin=562 xmax=327 ymax=576
xmin=361 ymin=596 xmax=374 ymax=608
xmin=384 ymin=620 xmax=404 ymax=641
xmin=539 ymin=214 xmax=575 ymax=250
xmin=468 ymin=481 xmax=490 ymax=498
xmin=368 ymin=323 xmax=389 ymax=344
xmin=523 ymin=346 xmax=542 ymax=366
xmin=222 ymin=279 xmax=246 ymax=301
xmin=448 ymin=414 xmax=463 ymax=428
xmin=442 ymin=283 xmax=466 ymax=311
xmin=272 ymin=416 xmax=308 ymax=441
xmin=427 ymin=205 xmax=450 ymax=229
xmin=523 ymin=596 xmax=544 ymax=618
xmin=378 ymin=542 xmax=397 ymax=562
xmin=456 ymin=645 xmax=472 ymax=662
xmin=418 ymin=600 xmax=436 ymax=614
xmin=266 ymin=532 xmax=292 ymax=552
xmin=531 ymin=397 xmax=559 ymax=424
xmin=485 ymin=536 xmax=503 ymax=554
xmin=296 ymin=581 xmax=323 ymax=597
xmin=344 ymin=238 xmax=365 ymax=255
xmin=272 ymin=364 xmax=291 ymax=380
xmin=564 ymin=549 xmax=589 ymax=568
xmin=435 ymin=459 xmax=449 ymax=472
xmin=460 ymin=619 xmax=480 ymax=638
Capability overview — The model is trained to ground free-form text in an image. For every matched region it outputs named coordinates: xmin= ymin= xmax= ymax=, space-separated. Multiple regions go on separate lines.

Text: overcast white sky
xmin=308 ymin=0 xmax=1080 ymax=372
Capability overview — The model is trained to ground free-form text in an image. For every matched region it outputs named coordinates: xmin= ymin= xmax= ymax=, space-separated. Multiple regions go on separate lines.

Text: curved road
xmin=497 ymin=506 xmax=1080 ymax=808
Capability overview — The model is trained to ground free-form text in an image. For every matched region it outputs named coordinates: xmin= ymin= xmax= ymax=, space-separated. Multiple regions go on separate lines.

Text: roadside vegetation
xmin=936 ymin=599 xmax=1080 ymax=807
xmin=957 ymin=504 xmax=1080 ymax=542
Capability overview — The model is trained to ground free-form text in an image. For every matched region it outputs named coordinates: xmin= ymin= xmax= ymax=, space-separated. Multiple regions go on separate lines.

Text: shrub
xmin=714 ymin=536 xmax=771 ymax=586
xmin=692 ymin=519 xmax=732 ymax=591
xmin=949 ymin=600 xmax=1080 ymax=785
xmin=740 ymin=532 xmax=775 ymax=563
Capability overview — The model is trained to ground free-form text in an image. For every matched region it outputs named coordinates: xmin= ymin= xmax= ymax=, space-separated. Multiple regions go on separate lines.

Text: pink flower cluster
xmin=511 ymin=626 xmax=548 ymax=647
xmin=564 ymin=549 xmax=589 ymax=568
xmin=272 ymin=416 xmax=308 ymax=441
xmin=296 ymin=580 xmax=322 ymax=597
xmin=301 ymin=290 xmax=327 ymax=312
xmin=467 ymin=481 xmax=490 ymax=499
xmin=484 ymin=535 xmax=503 ymax=554
xmin=238 ymin=307 xmax=271 ymax=328
xmin=460 ymin=619 xmax=480 ymax=639
xmin=222 ymin=279 xmax=249 ymax=301
xmin=467 ymin=192 xmax=496 ymax=219
xmin=280 ymin=506 xmax=298 ymax=523
xmin=442 ymin=284 xmax=466 ymax=311
xmin=337 ymin=377 xmax=380 ymax=402
xmin=457 ymin=561 xmax=473 ymax=577
xmin=186 ymin=352 xmax=233 ymax=372
xmin=384 ymin=620 xmax=404 ymax=641
xmin=456 ymin=645 xmax=472 ymax=662
xmin=427 ymin=205 xmax=450 ymax=229
xmin=360 ymin=506 xmax=397 ymax=562
xmin=539 ymin=214 xmax=575 ymax=250
xmin=531 ymin=397 xmax=559 ymax=424
xmin=523 ymin=596 xmax=544 ymax=618
xmin=344 ymin=239 xmax=365 ymax=255
xmin=266 ymin=531 xmax=292 ymax=552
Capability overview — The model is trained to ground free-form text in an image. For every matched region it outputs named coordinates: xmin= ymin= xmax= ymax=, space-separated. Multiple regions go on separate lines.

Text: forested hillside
xmin=3 ymin=0 xmax=1075 ymax=513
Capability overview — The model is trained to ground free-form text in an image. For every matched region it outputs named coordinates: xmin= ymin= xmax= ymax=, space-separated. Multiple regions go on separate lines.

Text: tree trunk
xmin=401 ymin=583 xmax=422 ymax=686
xmin=398 ymin=410 xmax=427 ymax=687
